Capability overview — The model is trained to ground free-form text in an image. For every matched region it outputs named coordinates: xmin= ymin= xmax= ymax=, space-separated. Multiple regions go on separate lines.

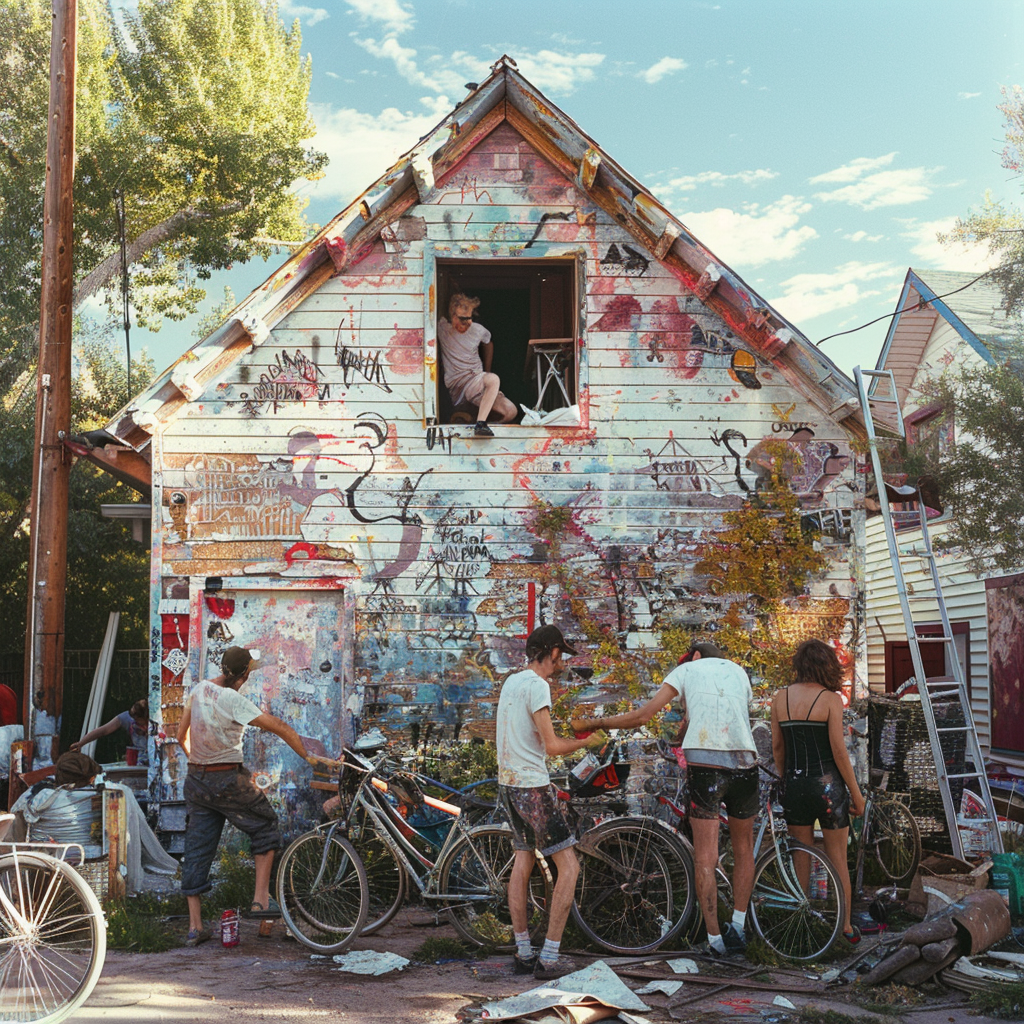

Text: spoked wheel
xmin=437 ymin=825 xmax=552 ymax=950
xmin=277 ymin=831 xmax=368 ymax=953
xmin=347 ymin=805 xmax=408 ymax=934
xmin=571 ymin=817 xmax=694 ymax=955
xmin=0 ymin=851 xmax=106 ymax=1024
xmin=749 ymin=839 xmax=845 ymax=961
xmin=870 ymin=798 xmax=921 ymax=886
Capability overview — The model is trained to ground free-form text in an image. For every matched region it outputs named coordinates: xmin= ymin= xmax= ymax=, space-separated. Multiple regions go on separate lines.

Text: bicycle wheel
xmin=437 ymin=824 xmax=552 ymax=950
xmin=571 ymin=817 xmax=694 ymax=955
xmin=277 ymin=831 xmax=368 ymax=953
xmin=0 ymin=851 xmax=106 ymax=1024
xmin=749 ymin=839 xmax=844 ymax=962
xmin=347 ymin=805 xmax=408 ymax=934
xmin=870 ymin=797 xmax=921 ymax=886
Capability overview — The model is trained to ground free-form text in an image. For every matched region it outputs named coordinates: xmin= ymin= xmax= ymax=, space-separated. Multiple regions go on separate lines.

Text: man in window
xmin=438 ymin=293 xmax=517 ymax=437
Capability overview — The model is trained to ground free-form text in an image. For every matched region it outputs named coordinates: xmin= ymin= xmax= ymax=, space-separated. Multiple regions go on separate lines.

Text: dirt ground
xmin=76 ymin=908 xmax=1016 ymax=1024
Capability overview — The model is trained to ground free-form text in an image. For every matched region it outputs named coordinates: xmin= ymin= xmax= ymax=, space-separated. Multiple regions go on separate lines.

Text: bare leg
xmin=508 ymin=849 xmax=536 ymax=935
xmin=475 ymin=373 xmax=501 ymax=422
xmin=689 ymin=816 xmax=722 ymax=937
xmin=254 ymin=849 xmax=275 ymax=910
xmin=727 ymin=815 xmax=755 ymax=914
xmin=493 ymin=393 xmax=517 ymax=422
xmin=820 ymin=827 xmax=852 ymax=932
xmin=187 ymin=894 xmax=203 ymax=933
xmin=787 ymin=823 xmax=814 ymax=897
xmin=545 ymin=846 xmax=580 ymax=942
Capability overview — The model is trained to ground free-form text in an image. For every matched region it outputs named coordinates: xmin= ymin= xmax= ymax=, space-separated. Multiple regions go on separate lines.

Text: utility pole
xmin=24 ymin=0 xmax=77 ymax=766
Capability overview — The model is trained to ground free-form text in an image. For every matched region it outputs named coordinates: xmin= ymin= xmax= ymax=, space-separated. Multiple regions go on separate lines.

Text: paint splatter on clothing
xmin=499 ymin=784 xmax=575 ymax=856
xmin=687 ymin=764 xmax=759 ymax=820
xmin=496 ymin=669 xmax=552 ymax=787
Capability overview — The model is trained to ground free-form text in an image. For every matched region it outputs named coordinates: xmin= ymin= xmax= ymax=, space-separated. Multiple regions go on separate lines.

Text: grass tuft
xmin=411 ymin=936 xmax=475 ymax=962
xmin=853 ymin=983 xmax=922 ymax=1016
xmin=105 ymin=899 xmax=178 ymax=953
xmin=969 ymin=981 xmax=1024 ymax=1020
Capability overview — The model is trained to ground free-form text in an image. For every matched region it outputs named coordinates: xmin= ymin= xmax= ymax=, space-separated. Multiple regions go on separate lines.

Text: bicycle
xmin=277 ymin=746 xmax=552 ymax=953
xmin=852 ymin=771 xmax=921 ymax=891
xmin=0 ymin=812 xmax=107 ymax=1024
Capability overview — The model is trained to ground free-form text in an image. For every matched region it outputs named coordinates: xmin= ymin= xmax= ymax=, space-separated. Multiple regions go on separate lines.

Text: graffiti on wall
xmin=240 ymin=350 xmax=330 ymax=416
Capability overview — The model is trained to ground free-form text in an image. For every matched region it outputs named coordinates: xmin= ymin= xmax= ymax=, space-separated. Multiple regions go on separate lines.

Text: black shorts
xmin=498 ymin=784 xmax=576 ymax=856
xmin=782 ymin=768 xmax=850 ymax=830
xmin=688 ymin=764 xmax=759 ymax=820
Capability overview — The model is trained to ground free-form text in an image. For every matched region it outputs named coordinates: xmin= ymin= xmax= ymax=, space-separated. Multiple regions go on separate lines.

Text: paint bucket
xmin=125 ymin=748 xmax=138 ymax=766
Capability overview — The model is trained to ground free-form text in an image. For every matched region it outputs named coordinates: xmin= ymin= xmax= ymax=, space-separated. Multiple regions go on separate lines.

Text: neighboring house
xmin=85 ymin=59 xmax=868 ymax=840
xmin=865 ymin=268 xmax=1023 ymax=770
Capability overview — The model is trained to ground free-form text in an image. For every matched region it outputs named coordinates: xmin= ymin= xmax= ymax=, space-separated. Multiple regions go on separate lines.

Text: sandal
xmin=244 ymin=898 xmax=281 ymax=919
xmin=842 ymin=924 xmax=862 ymax=944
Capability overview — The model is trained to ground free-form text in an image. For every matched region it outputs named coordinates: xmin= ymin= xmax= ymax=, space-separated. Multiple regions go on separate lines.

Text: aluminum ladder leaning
xmin=854 ymin=366 xmax=1003 ymax=860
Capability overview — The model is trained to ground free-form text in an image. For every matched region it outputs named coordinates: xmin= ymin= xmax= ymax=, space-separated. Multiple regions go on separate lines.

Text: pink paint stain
xmin=590 ymin=294 xmax=642 ymax=333
xmin=649 ymin=297 xmax=703 ymax=380
xmin=386 ymin=328 xmax=423 ymax=376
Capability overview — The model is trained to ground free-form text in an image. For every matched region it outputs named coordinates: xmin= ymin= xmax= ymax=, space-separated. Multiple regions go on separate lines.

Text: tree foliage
xmin=0 ymin=0 xmax=325 ymax=389
xmin=942 ymin=86 xmax=1024 ymax=316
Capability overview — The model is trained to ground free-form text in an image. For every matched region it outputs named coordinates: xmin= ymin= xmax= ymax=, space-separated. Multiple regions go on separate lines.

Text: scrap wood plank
xmin=616 ymin=966 xmax=822 ymax=992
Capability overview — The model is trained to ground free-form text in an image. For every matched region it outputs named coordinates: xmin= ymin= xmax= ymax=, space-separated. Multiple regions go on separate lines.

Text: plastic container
xmin=810 ymin=860 xmax=828 ymax=901
xmin=220 ymin=909 xmax=240 ymax=947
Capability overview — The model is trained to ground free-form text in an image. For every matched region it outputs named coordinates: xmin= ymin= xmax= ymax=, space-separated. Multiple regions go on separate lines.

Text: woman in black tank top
xmin=770 ymin=639 xmax=865 ymax=942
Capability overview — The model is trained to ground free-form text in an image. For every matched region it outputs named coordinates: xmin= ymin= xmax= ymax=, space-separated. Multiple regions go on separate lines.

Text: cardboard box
xmin=909 ymin=854 xmax=990 ymax=918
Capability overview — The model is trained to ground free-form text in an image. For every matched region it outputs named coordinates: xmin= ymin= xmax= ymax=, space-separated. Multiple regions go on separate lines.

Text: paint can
xmin=220 ymin=909 xmax=240 ymax=947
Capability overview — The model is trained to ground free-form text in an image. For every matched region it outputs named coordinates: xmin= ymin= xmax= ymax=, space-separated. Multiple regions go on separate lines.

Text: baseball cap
xmin=222 ymin=646 xmax=261 ymax=677
xmin=526 ymin=624 xmax=577 ymax=659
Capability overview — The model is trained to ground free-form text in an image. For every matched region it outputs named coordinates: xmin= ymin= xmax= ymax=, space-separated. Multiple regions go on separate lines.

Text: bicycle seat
xmin=387 ymin=772 xmax=425 ymax=812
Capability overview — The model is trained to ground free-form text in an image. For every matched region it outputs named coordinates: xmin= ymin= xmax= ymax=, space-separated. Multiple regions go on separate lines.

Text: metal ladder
xmin=855 ymin=366 xmax=1003 ymax=860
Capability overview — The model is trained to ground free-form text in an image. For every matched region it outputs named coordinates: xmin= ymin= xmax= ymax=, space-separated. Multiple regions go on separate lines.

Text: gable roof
xmin=875 ymin=268 xmax=1018 ymax=403
xmin=97 ymin=56 xmax=863 ymax=467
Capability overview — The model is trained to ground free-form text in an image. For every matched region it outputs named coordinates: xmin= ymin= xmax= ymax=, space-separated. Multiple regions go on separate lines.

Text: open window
xmin=435 ymin=258 xmax=577 ymax=424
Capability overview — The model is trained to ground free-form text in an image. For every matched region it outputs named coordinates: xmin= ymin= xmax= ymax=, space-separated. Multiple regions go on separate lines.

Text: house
xmin=88 ymin=58 xmax=868 ymax=840
xmin=864 ymin=268 xmax=1023 ymax=775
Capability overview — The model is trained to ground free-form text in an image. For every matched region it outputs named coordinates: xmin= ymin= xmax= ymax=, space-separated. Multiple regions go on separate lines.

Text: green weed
xmin=411 ymin=936 xmax=475 ymax=962
xmin=853 ymin=983 xmax=922 ymax=1016
xmin=105 ymin=899 xmax=178 ymax=953
xmin=969 ymin=981 xmax=1024 ymax=1020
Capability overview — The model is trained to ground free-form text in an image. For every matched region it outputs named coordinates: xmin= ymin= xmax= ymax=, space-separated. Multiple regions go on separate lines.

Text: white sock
xmin=514 ymin=930 xmax=533 ymax=958
xmin=540 ymin=938 xmax=561 ymax=963
xmin=708 ymin=932 xmax=726 ymax=953
xmin=731 ymin=909 xmax=746 ymax=936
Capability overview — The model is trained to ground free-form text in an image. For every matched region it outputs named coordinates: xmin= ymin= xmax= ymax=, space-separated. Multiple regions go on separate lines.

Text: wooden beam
xmin=578 ymin=147 xmax=601 ymax=190
xmin=104 ymin=788 xmax=128 ymax=901
xmin=64 ymin=440 xmax=152 ymax=496
xmin=654 ymin=222 xmax=680 ymax=261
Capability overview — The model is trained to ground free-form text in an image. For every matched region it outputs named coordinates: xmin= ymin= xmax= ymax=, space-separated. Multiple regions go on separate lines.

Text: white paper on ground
xmin=772 ymin=997 xmax=796 ymax=1008
xmin=635 ymin=980 xmax=683 ymax=996
xmin=330 ymin=950 xmax=410 ymax=974
xmin=666 ymin=958 xmax=699 ymax=974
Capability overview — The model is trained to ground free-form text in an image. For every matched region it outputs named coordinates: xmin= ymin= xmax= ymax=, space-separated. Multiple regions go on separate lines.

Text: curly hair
xmin=448 ymin=293 xmax=481 ymax=318
xmin=792 ymin=639 xmax=843 ymax=691
xmin=130 ymin=698 xmax=149 ymax=721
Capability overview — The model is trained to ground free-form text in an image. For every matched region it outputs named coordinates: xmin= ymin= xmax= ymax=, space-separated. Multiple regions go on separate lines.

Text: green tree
xmin=0 ymin=0 xmax=325 ymax=389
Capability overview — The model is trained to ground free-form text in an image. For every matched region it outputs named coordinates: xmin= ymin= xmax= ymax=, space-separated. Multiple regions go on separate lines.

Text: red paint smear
xmin=386 ymin=328 xmax=423 ymax=376
xmin=385 ymin=421 xmax=400 ymax=458
xmin=591 ymin=294 xmax=642 ymax=333
xmin=649 ymin=297 xmax=703 ymax=381
xmin=590 ymin=275 xmax=617 ymax=295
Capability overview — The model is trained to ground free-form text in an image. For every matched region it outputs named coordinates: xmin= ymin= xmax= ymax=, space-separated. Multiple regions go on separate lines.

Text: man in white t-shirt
xmin=437 ymin=293 xmax=517 ymax=437
xmin=177 ymin=646 xmax=332 ymax=946
xmin=572 ymin=642 xmax=757 ymax=958
xmin=497 ymin=624 xmax=607 ymax=979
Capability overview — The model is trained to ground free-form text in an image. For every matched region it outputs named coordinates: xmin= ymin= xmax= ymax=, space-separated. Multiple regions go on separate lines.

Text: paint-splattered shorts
xmin=687 ymin=764 xmax=759 ymax=820
xmin=498 ymin=784 xmax=576 ymax=856
xmin=452 ymin=371 xmax=507 ymax=409
xmin=782 ymin=768 xmax=851 ymax=830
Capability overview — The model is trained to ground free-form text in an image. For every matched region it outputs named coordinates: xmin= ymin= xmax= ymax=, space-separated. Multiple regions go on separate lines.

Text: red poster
xmin=986 ymin=575 xmax=1024 ymax=755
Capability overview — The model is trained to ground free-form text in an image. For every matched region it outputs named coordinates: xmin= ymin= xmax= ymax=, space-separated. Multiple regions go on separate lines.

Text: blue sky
xmin=131 ymin=0 xmax=1023 ymax=377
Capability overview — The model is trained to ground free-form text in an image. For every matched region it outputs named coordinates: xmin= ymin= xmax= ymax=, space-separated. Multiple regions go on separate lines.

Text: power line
xmin=815 ymin=270 xmax=996 ymax=348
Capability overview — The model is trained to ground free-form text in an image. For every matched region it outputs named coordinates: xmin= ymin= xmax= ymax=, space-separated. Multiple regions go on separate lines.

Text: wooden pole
xmin=24 ymin=0 xmax=77 ymax=766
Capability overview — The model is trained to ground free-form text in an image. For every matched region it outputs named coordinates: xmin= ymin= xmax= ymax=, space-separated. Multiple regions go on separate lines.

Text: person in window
xmin=437 ymin=293 xmax=517 ymax=437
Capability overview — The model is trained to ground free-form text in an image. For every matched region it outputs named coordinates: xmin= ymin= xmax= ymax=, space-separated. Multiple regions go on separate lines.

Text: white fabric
xmin=186 ymin=680 xmax=262 ymax=764
xmin=663 ymin=658 xmax=756 ymax=766
xmin=438 ymin=318 xmax=491 ymax=405
xmin=105 ymin=781 xmax=179 ymax=891
xmin=496 ymin=669 xmax=552 ymax=787
xmin=0 ymin=723 xmax=24 ymax=776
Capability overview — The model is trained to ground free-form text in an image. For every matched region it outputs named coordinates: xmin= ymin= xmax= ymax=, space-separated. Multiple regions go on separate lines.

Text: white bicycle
xmin=0 ymin=812 xmax=107 ymax=1023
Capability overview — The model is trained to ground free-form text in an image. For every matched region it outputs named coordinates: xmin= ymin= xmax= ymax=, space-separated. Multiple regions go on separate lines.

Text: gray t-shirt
xmin=187 ymin=680 xmax=262 ymax=765
xmin=438 ymin=318 xmax=491 ymax=404
xmin=496 ymin=669 xmax=552 ymax=788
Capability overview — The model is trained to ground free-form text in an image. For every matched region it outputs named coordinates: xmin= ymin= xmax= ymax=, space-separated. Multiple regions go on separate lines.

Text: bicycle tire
xmin=436 ymin=824 xmax=552 ymax=950
xmin=347 ymin=804 xmax=408 ymax=934
xmin=869 ymin=797 xmax=921 ymax=886
xmin=277 ymin=831 xmax=369 ymax=953
xmin=0 ymin=851 xmax=106 ymax=1024
xmin=749 ymin=839 xmax=845 ymax=962
xmin=571 ymin=817 xmax=694 ymax=955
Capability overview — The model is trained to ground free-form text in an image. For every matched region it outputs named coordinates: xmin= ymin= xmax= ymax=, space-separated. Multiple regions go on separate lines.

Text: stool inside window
xmin=527 ymin=338 xmax=575 ymax=411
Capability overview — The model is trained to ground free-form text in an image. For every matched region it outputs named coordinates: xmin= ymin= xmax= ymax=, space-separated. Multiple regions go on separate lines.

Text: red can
xmin=220 ymin=909 xmax=240 ymax=947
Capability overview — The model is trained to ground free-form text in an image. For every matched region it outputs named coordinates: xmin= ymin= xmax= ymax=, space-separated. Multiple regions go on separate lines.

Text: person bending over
xmin=72 ymin=698 xmax=150 ymax=765
xmin=437 ymin=293 xmax=517 ymax=437
xmin=498 ymin=624 xmax=607 ymax=979
xmin=572 ymin=641 xmax=757 ymax=957
xmin=770 ymin=638 xmax=864 ymax=943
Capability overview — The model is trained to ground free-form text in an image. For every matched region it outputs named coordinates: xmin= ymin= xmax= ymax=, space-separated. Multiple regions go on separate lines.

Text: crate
xmin=73 ymin=854 xmax=110 ymax=904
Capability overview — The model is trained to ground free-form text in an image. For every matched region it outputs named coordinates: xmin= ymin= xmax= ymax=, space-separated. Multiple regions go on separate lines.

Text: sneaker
xmin=722 ymin=923 xmax=747 ymax=953
xmin=534 ymin=954 xmax=578 ymax=980
xmin=473 ymin=422 xmax=494 ymax=437
xmin=513 ymin=953 xmax=538 ymax=974
xmin=185 ymin=927 xmax=211 ymax=947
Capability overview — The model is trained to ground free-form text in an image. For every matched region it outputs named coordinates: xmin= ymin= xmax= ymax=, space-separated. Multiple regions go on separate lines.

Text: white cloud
xmin=279 ymin=2 xmax=329 ymax=25
xmin=343 ymin=0 xmax=414 ymax=35
xmin=659 ymin=168 xmax=778 ymax=193
xmin=843 ymin=230 xmax=884 ymax=242
xmin=814 ymin=167 xmax=939 ymax=210
xmin=640 ymin=57 xmax=687 ymax=84
xmin=958 ymin=91 xmax=982 ymax=100
xmin=308 ymin=97 xmax=453 ymax=203
xmin=899 ymin=216 xmax=1000 ymax=271
xmin=770 ymin=262 xmax=901 ymax=322
xmin=680 ymin=196 xmax=818 ymax=268
xmin=354 ymin=35 xmax=434 ymax=87
xmin=325 ymin=71 xmax=339 ymax=79
xmin=809 ymin=153 xmax=897 ymax=185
